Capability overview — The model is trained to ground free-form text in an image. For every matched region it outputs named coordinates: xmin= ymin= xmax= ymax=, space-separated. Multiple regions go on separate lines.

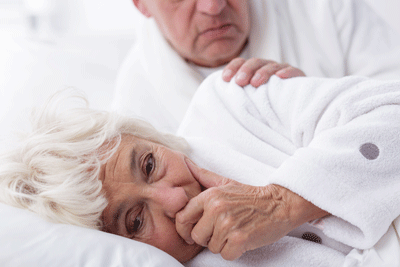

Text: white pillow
xmin=0 ymin=203 xmax=183 ymax=267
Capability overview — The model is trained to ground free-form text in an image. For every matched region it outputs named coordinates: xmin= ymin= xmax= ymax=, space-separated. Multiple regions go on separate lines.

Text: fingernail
xmin=185 ymin=158 xmax=198 ymax=173
xmin=276 ymin=69 xmax=286 ymax=75
xmin=222 ymin=69 xmax=232 ymax=79
xmin=236 ymin=72 xmax=247 ymax=81
xmin=185 ymin=158 xmax=194 ymax=166
xmin=186 ymin=238 xmax=194 ymax=245
xmin=252 ymin=73 xmax=262 ymax=81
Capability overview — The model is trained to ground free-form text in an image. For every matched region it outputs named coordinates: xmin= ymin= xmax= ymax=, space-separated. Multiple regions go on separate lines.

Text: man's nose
xmin=148 ymin=186 xmax=189 ymax=218
xmin=197 ymin=0 xmax=227 ymax=16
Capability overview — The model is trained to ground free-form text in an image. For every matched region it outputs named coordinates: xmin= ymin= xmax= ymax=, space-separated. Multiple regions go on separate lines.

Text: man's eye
xmin=144 ymin=153 xmax=155 ymax=176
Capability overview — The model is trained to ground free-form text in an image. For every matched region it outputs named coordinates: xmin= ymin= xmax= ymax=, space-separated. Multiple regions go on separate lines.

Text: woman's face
xmin=99 ymin=134 xmax=203 ymax=262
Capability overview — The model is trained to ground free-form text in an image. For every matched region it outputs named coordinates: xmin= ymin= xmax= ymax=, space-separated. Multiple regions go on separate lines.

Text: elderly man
xmin=112 ymin=0 xmax=400 ymax=132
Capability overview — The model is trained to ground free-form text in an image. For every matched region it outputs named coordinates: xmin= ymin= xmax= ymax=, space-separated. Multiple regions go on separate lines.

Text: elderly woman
xmin=1 ymin=72 xmax=400 ymax=266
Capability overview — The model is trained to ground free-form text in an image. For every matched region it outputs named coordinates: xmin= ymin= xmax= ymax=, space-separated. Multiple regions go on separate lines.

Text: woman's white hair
xmin=0 ymin=90 xmax=189 ymax=229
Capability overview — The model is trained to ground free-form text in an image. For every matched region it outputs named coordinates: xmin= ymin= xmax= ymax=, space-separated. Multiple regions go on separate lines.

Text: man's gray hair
xmin=0 ymin=91 xmax=188 ymax=229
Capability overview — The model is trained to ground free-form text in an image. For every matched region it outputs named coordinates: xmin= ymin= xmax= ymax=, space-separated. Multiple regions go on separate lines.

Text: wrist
xmin=267 ymin=184 xmax=329 ymax=227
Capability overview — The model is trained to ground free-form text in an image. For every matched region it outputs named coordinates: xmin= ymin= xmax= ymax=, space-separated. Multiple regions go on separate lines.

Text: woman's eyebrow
xmin=130 ymin=148 xmax=137 ymax=172
xmin=112 ymin=203 xmax=125 ymax=232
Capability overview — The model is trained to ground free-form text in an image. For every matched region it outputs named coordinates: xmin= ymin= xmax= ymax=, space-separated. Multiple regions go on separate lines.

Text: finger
xmin=220 ymin=232 xmax=247 ymax=261
xmin=235 ymin=58 xmax=272 ymax=87
xmin=175 ymin=192 xmax=206 ymax=244
xmin=276 ymin=66 xmax=306 ymax=79
xmin=190 ymin=213 xmax=215 ymax=247
xmin=208 ymin=237 xmax=227 ymax=255
xmin=249 ymin=62 xmax=287 ymax=87
xmin=206 ymin=217 xmax=231 ymax=254
xmin=185 ymin=158 xmax=230 ymax=188
xmin=222 ymin=58 xmax=246 ymax=82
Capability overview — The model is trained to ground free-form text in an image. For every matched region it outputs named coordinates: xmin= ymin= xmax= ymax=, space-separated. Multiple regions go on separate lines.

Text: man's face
xmin=136 ymin=0 xmax=251 ymax=67
xmin=100 ymin=135 xmax=203 ymax=263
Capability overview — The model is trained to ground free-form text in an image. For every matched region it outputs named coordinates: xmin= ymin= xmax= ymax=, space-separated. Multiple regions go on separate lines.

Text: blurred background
xmin=0 ymin=0 xmax=399 ymax=151
xmin=0 ymin=0 xmax=141 ymax=150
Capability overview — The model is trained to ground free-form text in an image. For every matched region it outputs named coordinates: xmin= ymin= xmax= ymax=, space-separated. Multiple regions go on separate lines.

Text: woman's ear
xmin=132 ymin=0 xmax=152 ymax=18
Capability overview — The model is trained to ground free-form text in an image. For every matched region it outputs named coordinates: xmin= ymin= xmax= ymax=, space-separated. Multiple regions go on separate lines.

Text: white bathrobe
xmin=112 ymin=0 xmax=400 ymax=133
xmin=177 ymin=72 xmax=400 ymax=266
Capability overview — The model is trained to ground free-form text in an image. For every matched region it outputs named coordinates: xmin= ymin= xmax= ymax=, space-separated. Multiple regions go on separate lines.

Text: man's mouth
xmin=200 ymin=24 xmax=233 ymax=38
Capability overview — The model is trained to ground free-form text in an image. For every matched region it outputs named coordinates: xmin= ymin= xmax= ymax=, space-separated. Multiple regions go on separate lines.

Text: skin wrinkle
xmin=136 ymin=0 xmax=250 ymax=67
xmin=129 ymin=148 xmax=137 ymax=176
xmin=100 ymin=136 xmax=327 ymax=262
xmin=100 ymin=135 xmax=203 ymax=263
xmin=112 ymin=149 xmax=122 ymax=183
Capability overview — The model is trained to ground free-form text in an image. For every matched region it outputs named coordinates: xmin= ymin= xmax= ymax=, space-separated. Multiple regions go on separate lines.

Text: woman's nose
xmin=197 ymin=0 xmax=227 ymax=16
xmin=148 ymin=186 xmax=189 ymax=218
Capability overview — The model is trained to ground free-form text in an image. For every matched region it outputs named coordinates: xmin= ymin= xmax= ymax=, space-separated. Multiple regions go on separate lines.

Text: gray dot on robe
xmin=359 ymin=143 xmax=379 ymax=160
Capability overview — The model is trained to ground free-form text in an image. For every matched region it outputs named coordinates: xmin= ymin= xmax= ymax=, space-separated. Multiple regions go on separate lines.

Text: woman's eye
xmin=144 ymin=153 xmax=155 ymax=176
xmin=127 ymin=209 xmax=144 ymax=236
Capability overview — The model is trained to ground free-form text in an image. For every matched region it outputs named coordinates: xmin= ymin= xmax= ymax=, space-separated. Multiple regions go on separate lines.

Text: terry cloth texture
xmin=178 ymin=72 xmax=400 ymax=266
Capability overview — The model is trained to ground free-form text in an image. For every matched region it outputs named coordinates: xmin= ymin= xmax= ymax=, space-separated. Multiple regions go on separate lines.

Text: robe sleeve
xmin=245 ymin=75 xmax=400 ymax=249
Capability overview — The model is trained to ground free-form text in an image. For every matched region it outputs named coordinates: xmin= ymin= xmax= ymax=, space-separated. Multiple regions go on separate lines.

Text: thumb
xmin=185 ymin=158 xmax=230 ymax=189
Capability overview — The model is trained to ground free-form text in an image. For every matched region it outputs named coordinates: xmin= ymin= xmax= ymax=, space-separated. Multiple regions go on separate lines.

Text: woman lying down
xmin=1 ymin=71 xmax=400 ymax=266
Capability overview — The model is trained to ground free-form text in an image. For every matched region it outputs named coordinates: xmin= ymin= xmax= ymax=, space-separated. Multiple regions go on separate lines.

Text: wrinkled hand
xmin=222 ymin=58 xmax=306 ymax=87
xmin=176 ymin=159 xmax=329 ymax=261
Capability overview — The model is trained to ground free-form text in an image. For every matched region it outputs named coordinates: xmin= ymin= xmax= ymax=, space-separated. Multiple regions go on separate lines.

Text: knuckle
xmin=250 ymin=57 xmax=266 ymax=64
xmin=255 ymin=67 xmax=270 ymax=76
xmin=220 ymin=215 xmax=235 ymax=230
xmin=230 ymin=230 xmax=249 ymax=247
xmin=207 ymin=187 xmax=220 ymax=198
xmin=231 ymin=57 xmax=246 ymax=66
xmin=269 ymin=62 xmax=280 ymax=70
xmin=208 ymin=241 xmax=220 ymax=254
xmin=260 ymin=64 xmax=278 ymax=73
xmin=191 ymin=230 xmax=200 ymax=243
xmin=221 ymin=176 xmax=232 ymax=185
xmin=175 ymin=212 xmax=186 ymax=224
xmin=209 ymin=198 xmax=224 ymax=212
xmin=191 ymin=230 xmax=207 ymax=246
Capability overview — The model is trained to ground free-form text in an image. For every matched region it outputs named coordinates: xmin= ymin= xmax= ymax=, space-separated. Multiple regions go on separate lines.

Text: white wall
xmin=23 ymin=0 xmax=141 ymax=37
xmin=79 ymin=0 xmax=141 ymax=35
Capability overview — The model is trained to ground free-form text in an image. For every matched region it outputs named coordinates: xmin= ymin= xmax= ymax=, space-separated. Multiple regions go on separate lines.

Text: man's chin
xmin=194 ymin=38 xmax=248 ymax=67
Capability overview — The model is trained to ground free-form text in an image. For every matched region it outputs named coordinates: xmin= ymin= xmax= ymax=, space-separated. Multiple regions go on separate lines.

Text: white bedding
xmin=0 ymin=203 xmax=184 ymax=267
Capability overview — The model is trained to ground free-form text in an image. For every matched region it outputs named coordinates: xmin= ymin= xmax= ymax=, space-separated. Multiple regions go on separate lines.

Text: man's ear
xmin=132 ymin=0 xmax=152 ymax=18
